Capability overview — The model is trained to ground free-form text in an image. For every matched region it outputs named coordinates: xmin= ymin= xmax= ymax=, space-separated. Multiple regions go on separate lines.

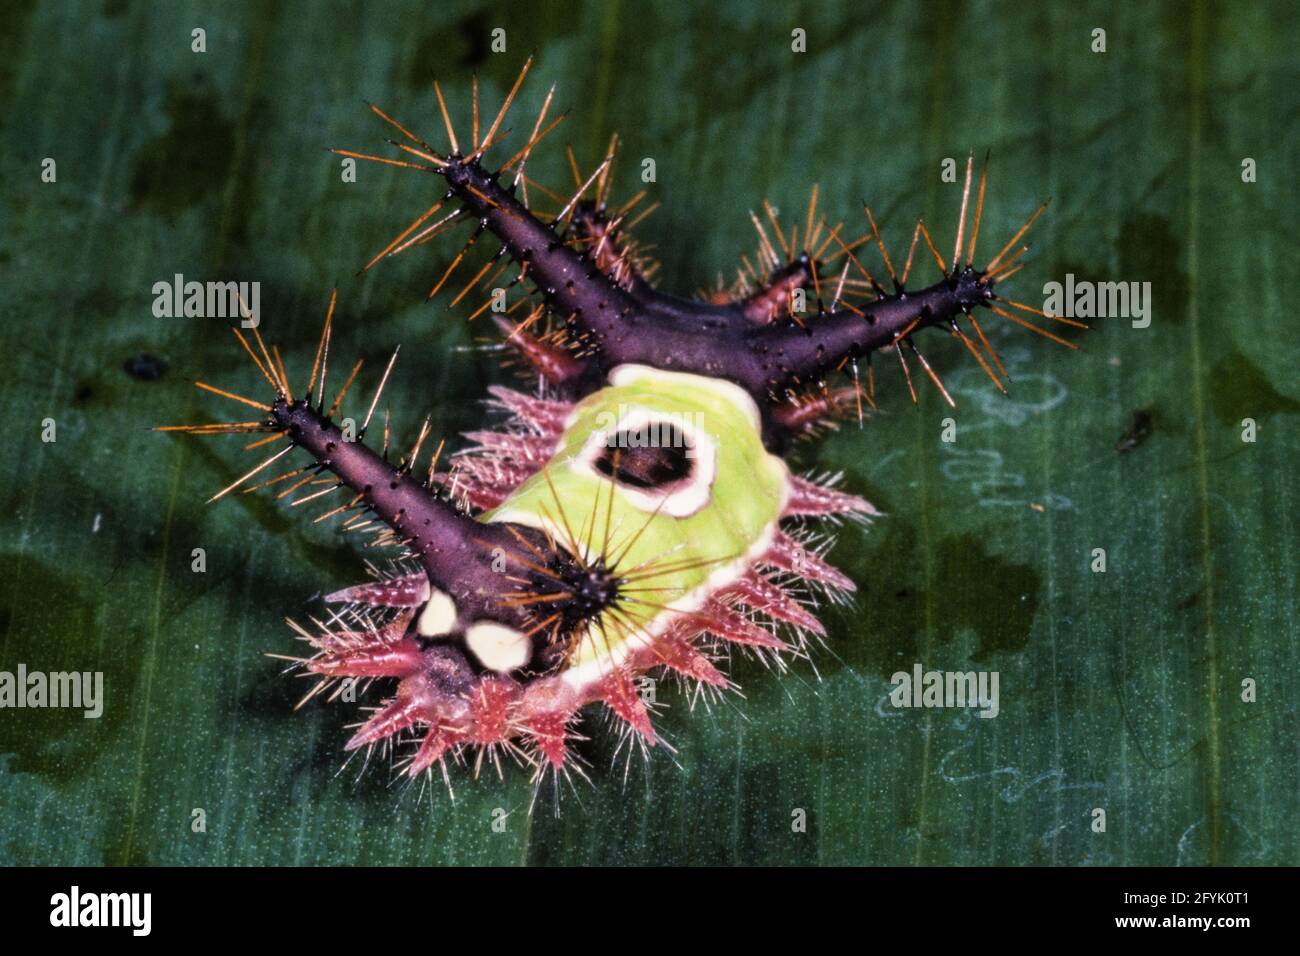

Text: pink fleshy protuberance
xmin=648 ymin=633 xmax=730 ymax=688
xmin=785 ymin=475 xmax=879 ymax=519
xmin=596 ymin=668 xmax=656 ymax=743
xmin=720 ymin=572 xmax=827 ymax=636
xmin=345 ymin=695 xmax=427 ymax=751
xmin=763 ymin=531 xmax=858 ymax=592
xmin=438 ymin=463 xmax=540 ymax=510
xmin=461 ymin=430 xmax=559 ymax=462
xmin=436 ymin=400 xmax=567 ymax=510
xmin=324 ymin=576 xmax=429 ymax=608
xmin=691 ymin=599 xmax=791 ymax=651
xmin=308 ymin=634 xmax=425 ymax=678
xmin=468 ymin=677 xmax=519 ymax=745
xmin=486 ymin=386 xmax=572 ymax=436
xmin=407 ymin=726 xmax=463 ymax=776
xmin=522 ymin=709 xmax=573 ymax=769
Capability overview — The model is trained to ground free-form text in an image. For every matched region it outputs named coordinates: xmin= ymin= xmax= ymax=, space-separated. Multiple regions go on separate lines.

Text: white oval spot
xmin=417 ymin=589 xmax=457 ymax=637
xmin=465 ymin=621 xmax=531 ymax=673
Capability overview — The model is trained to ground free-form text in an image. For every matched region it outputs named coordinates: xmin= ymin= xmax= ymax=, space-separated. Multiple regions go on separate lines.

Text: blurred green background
xmin=1 ymin=0 xmax=1296 ymax=865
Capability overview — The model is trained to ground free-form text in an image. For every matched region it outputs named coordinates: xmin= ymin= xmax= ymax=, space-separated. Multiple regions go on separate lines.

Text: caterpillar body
xmin=160 ymin=58 xmax=1080 ymax=789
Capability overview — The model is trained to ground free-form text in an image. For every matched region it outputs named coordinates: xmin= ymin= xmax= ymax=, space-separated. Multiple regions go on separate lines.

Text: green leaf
xmin=1 ymin=0 xmax=1296 ymax=865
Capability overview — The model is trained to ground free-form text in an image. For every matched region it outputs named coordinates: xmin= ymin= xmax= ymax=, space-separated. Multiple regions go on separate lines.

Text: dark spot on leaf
xmin=0 ymin=0 xmax=35 ymax=106
xmin=129 ymin=82 xmax=235 ymax=215
xmin=73 ymin=381 xmax=94 ymax=404
xmin=934 ymin=534 xmax=1040 ymax=660
xmin=1117 ymin=213 xmax=1187 ymax=325
xmin=1210 ymin=349 xmax=1300 ymax=425
xmin=124 ymin=353 xmax=167 ymax=381
xmin=0 ymin=556 xmax=139 ymax=787
xmin=1045 ymin=259 xmax=1108 ymax=345
xmin=836 ymin=519 xmax=1041 ymax=676
xmin=1116 ymin=409 xmax=1153 ymax=452
xmin=456 ymin=10 xmax=493 ymax=68
xmin=407 ymin=10 xmax=492 ymax=87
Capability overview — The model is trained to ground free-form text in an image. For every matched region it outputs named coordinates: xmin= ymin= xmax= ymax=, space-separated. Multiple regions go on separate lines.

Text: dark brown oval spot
xmin=594 ymin=424 xmax=693 ymax=490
